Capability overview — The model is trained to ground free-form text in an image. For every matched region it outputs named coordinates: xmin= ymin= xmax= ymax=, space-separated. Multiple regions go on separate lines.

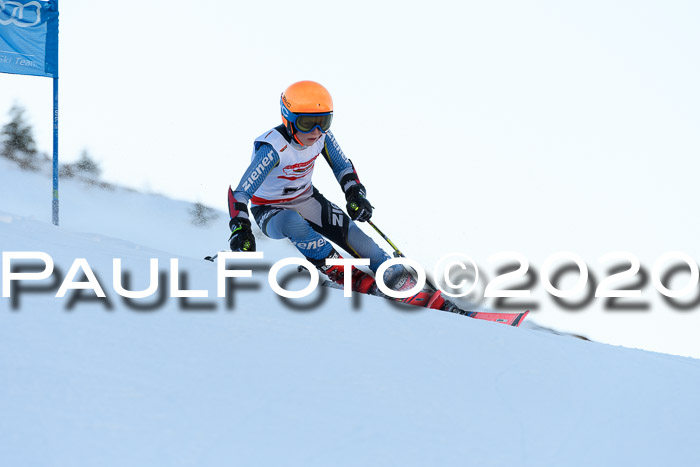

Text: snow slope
xmin=2 ymin=160 xmax=700 ymax=467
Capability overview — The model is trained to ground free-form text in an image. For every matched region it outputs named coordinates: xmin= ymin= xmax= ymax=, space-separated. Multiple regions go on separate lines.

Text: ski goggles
xmin=292 ymin=112 xmax=333 ymax=133
xmin=282 ymin=104 xmax=333 ymax=133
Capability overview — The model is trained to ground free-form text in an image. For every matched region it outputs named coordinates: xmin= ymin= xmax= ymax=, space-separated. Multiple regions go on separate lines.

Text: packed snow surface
xmin=2 ymin=159 xmax=700 ymax=466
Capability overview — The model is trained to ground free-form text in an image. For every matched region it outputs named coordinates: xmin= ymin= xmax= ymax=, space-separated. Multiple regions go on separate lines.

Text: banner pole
xmin=52 ymin=75 xmax=58 ymax=226
xmin=51 ymin=0 xmax=59 ymax=226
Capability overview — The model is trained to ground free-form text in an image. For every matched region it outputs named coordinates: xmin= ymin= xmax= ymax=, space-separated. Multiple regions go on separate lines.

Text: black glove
xmin=345 ymin=184 xmax=373 ymax=222
xmin=229 ymin=218 xmax=256 ymax=252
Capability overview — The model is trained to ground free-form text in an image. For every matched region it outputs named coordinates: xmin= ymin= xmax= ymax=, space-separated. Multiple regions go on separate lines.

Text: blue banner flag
xmin=0 ymin=0 xmax=58 ymax=78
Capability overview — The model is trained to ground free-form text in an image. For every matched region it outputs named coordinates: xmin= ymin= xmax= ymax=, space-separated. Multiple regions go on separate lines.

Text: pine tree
xmin=189 ymin=202 xmax=220 ymax=227
xmin=1 ymin=104 xmax=39 ymax=170
xmin=75 ymin=150 xmax=101 ymax=177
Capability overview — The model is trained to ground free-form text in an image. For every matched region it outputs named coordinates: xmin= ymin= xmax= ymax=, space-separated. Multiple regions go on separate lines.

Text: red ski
xmin=321 ymin=280 xmax=529 ymax=327
xmin=454 ymin=308 xmax=530 ymax=327
xmin=427 ymin=289 xmax=529 ymax=327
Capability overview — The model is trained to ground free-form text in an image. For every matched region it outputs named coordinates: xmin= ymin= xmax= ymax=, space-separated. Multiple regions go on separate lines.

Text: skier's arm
xmin=227 ymin=143 xmax=280 ymax=251
xmin=322 ymin=130 xmax=361 ymax=192
xmin=321 ymin=131 xmax=372 ymax=222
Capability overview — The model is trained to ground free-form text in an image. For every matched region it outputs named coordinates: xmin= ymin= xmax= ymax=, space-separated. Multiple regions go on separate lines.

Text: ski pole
xmin=367 ymin=220 xmax=404 ymax=257
xmin=349 ymin=202 xmax=405 ymax=257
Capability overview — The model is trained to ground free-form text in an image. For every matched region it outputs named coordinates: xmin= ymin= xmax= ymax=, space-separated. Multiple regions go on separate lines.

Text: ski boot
xmin=384 ymin=267 xmax=443 ymax=310
xmin=322 ymin=263 xmax=377 ymax=294
xmin=315 ymin=250 xmax=378 ymax=294
xmin=384 ymin=266 xmax=471 ymax=314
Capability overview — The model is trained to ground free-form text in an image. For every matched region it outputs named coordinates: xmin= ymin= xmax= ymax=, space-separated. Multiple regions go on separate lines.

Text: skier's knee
xmin=382 ymin=264 xmax=418 ymax=292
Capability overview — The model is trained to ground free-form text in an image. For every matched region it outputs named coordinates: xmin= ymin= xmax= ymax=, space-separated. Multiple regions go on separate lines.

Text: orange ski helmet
xmin=281 ymin=81 xmax=333 ymax=139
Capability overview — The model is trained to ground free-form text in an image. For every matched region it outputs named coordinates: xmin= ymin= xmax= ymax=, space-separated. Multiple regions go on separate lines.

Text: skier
xmin=227 ymin=80 xmax=451 ymax=310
